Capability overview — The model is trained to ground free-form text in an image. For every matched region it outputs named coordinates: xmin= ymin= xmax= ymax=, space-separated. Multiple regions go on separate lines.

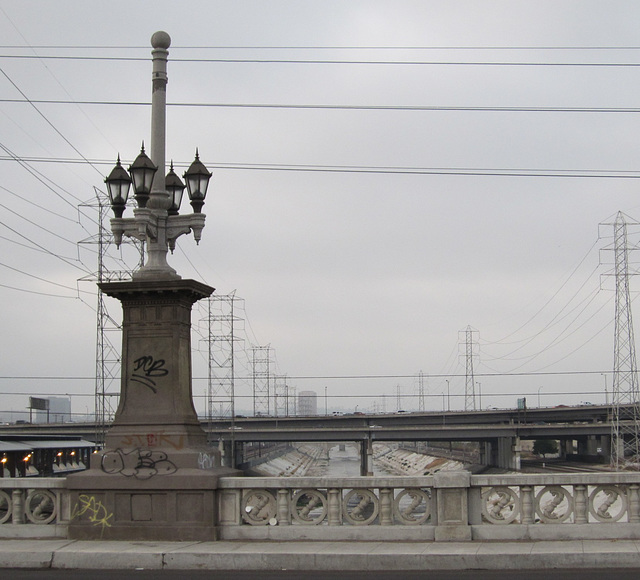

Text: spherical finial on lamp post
xmin=151 ymin=31 xmax=171 ymax=49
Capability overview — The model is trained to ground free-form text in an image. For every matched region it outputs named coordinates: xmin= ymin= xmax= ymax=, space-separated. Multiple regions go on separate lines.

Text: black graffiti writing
xmin=131 ymin=355 xmax=169 ymax=393
xmin=101 ymin=448 xmax=177 ymax=480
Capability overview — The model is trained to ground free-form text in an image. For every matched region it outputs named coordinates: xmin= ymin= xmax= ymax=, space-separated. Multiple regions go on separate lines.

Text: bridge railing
xmin=0 ymin=478 xmax=69 ymax=538
xmin=217 ymin=472 xmax=640 ymax=541
xmin=2 ymin=472 xmax=640 ymax=541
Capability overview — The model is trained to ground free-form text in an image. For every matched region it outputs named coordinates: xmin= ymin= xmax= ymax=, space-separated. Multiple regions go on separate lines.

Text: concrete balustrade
xmin=3 ymin=473 xmax=640 ymax=542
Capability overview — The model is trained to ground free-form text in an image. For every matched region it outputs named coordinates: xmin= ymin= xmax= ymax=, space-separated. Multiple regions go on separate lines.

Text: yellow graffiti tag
xmin=71 ymin=494 xmax=113 ymax=535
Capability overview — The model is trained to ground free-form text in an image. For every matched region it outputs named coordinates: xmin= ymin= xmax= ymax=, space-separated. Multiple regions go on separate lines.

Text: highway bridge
xmin=0 ymin=403 xmax=617 ymax=474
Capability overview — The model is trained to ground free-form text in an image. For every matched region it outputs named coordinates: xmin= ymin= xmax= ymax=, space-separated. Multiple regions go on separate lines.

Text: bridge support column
xmin=561 ymin=439 xmax=574 ymax=459
xmin=479 ymin=441 xmax=492 ymax=466
xmin=578 ymin=436 xmax=599 ymax=457
xmin=600 ymin=435 xmax=611 ymax=462
xmin=220 ymin=440 xmax=241 ymax=469
xmin=496 ymin=437 xmax=521 ymax=470
xmin=360 ymin=439 xmax=373 ymax=476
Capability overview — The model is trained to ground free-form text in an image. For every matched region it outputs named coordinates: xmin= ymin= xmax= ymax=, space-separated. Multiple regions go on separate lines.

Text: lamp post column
xmin=69 ymin=31 xmax=238 ymax=543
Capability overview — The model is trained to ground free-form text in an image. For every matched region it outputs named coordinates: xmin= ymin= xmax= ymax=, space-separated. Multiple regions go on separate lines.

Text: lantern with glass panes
xmin=104 ymin=148 xmax=212 ymax=278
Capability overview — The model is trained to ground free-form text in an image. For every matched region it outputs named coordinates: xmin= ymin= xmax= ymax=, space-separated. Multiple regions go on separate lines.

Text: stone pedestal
xmin=68 ymin=279 xmax=240 ymax=541
xmin=434 ymin=471 xmax=472 ymax=541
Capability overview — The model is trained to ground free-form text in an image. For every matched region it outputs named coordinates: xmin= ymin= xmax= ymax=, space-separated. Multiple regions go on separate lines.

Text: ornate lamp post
xmin=69 ymin=32 xmax=235 ymax=543
xmin=104 ymin=31 xmax=212 ymax=280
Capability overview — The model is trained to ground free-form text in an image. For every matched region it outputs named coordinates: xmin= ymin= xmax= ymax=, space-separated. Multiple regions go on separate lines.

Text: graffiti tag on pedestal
xmin=120 ymin=433 xmax=185 ymax=450
xmin=71 ymin=494 xmax=113 ymax=537
xmin=131 ymin=355 xmax=168 ymax=393
xmin=198 ymin=451 xmax=216 ymax=470
xmin=102 ymin=448 xmax=177 ymax=480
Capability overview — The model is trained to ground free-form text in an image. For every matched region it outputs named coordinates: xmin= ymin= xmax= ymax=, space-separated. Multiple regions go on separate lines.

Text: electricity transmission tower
xmin=78 ymin=188 xmax=142 ymax=446
xmin=417 ymin=371 xmax=426 ymax=412
xmin=460 ymin=326 xmax=478 ymax=411
xmin=204 ymin=292 xmax=243 ymax=429
xmin=610 ymin=212 xmax=640 ymax=469
xmin=252 ymin=345 xmax=272 ymax=416
xmin=273 ymin=375 xmax=288 ymax=417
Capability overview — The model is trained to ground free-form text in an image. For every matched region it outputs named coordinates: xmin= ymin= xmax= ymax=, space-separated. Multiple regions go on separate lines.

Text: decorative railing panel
xmin=2 ymin=472 xmax=640 ymax=542
xmin=218 ymin=476 xmax=435 ymax=530
xmin=479 ymin=481 xmax=640 ymax=525
xmin=0 ymin=479 xmax=69 ymax=536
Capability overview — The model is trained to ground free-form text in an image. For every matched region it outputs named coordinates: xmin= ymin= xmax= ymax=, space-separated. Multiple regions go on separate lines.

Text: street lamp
xmin=104 ymin=31 xmax=212 ymax=281
xmin=104 ymin=156 xmax=131 ymax=218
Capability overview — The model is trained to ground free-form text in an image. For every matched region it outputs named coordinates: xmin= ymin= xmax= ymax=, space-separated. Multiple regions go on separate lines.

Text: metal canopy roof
xmin=15 ymin=440 xmax=96 ymax=449
xmin=0 ymin=440 xmax=33 ymax=452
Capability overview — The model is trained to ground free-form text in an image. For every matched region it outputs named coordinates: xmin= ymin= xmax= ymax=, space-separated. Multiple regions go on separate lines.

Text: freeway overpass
xmin=0 ymin=404 xmax=617 ymax=472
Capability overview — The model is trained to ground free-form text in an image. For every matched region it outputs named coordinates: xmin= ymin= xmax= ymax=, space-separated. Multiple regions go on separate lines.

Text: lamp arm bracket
xmin=167 ymin=213 xmax=207 ymax=245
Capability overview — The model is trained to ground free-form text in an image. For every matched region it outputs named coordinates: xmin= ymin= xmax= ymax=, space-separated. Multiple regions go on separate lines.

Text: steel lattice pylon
xmin=611 ymin=212 xmax=640 ymax=469
xmin=417 ymin=371 xmax=426 ymax=412
xmin=78 ymin=188 xmax=142 ymax=446
xmin=462 ymin=326 xmax=478 ymax=411
xmin=273 ymin=375 xmax=289 ymax=417
xmin=205 ymin=292 xmax=243 ymax=429
xmin=252 ymin=345 xmax=271 ymax=416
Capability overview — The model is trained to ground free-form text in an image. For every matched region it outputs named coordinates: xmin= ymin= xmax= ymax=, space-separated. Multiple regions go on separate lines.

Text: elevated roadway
xmin=0 ymin=403 xmax=614 ymax=444
xmin=0 ymin=404 xmax=617 ymax=471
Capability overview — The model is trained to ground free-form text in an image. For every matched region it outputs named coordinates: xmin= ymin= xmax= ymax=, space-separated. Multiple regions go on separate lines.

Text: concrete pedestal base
xmin=67 ymin=466 xmax=240 ymax=541
xmin=68 ymin=278 xmax=243 ymax=541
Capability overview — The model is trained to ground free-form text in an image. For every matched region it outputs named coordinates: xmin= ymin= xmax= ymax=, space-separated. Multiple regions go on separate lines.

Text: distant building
xmin=30 ymin=396 xmax=72 ymax=424
xmin=297 ymin=390 xmax=318 ymax=416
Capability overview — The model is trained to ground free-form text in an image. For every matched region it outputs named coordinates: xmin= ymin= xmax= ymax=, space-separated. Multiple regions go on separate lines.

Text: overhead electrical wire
xmin=4 ymin=44 xmax=640 ymax=50
xmin=0 ymin=282 xmax=79 ymax=299
xmin=5 ymin=54 xmax=640 ymax=67
xmin=0 ymin=67 xmax=103 ymax=178
xmin=1 ymin=154 xmax=639 ymax=180
xmin=6 ymin=98 xmax=640 ymax=115
xmin=0 ymin=369 xmax=618 ymax=381
xmin=0 ymin=260 xmax=93 ymax=294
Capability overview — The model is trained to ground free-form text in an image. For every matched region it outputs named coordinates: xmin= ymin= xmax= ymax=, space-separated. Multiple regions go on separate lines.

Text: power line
xmin=7 ymin=98 xmax=640 ymax=114
xmin=0 ymin=68 xmax=103 ymax=178
xmin=5 ymin=54 xmax=640 ymax=67
xmin=1 ymin=155 xmax=640 ymax=180
xmin=0 ymin=260 xmax=92 ymax=294
xmin=0 ymin=369 xmax=618 ymax=381
xmin=5 ymin=45 xmax=640 ymax=50
xmin=0 ymin=282 xmax=79 ymax=299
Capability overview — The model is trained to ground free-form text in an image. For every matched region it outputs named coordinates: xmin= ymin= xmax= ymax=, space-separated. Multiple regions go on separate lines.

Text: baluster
xmin=521 ymin=485 xmax=534 ymax=524
xmin=12 ymin=489 xmax=24 ymax=524
xmin=574 ymin=485 xmax=587 ymax=524
xmin=277 ymin=488 xmax=290 ymax=525
xmin=380 ymin=488 xmax=393 ymax=525
xmin=328 ymin=488 xmax=341 ymax=526
xmin=629 ymin=484 xmax=640 ymax=523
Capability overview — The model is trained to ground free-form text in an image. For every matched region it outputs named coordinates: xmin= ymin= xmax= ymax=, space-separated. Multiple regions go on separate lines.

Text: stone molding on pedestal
xmin=68 ymin=279 xmax=241 ymax=541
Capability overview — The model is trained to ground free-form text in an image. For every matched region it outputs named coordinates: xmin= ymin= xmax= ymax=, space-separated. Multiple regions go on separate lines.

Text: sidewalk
xmin=1 ymin=539 xmax=640 ymax=571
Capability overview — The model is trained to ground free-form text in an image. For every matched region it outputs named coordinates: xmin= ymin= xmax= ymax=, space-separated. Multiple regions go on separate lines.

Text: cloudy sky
xmin=2 ymin=1 xmax=640 ymax=419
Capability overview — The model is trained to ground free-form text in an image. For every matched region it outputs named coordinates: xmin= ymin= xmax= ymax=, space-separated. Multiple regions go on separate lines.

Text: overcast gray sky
xmin=2 ymin=1 xmax=640 ymax=419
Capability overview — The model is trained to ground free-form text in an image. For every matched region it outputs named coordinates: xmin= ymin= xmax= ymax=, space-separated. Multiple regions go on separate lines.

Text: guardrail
xmin=3 ymin=472 xmax=640 ymax=541
xmin=217 ymin=472 xmax=640 ymax=541
xmin=0 ymin=478 xmax=69 ymax=538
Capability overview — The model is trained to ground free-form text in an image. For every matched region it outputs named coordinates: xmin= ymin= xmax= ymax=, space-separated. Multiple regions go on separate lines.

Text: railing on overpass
xmin=3 ymin=472 xmax=640 ymax=542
